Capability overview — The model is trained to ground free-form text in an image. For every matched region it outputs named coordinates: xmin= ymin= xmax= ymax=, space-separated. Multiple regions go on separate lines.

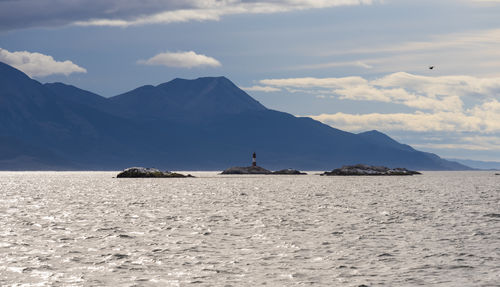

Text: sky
xmin=1 ymin=0 xmax=500 ymax=161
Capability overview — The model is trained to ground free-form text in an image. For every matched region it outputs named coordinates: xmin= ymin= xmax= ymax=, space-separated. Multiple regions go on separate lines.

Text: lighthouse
xmin=252 ymin=152 xmax=256 ymax=167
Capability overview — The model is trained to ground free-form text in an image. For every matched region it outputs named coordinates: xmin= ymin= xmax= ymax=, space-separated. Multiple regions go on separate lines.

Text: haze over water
xmin=1 ymin=171 xmax=499 ymax=286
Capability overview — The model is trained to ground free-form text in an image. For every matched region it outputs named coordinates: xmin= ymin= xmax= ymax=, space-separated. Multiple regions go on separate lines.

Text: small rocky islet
xmin=221 ymin=165 xmax=272 ymax=175
xmin=117 ymin=167 xmax=193 ymax=178
xmin=220 ymin=166 xmax=306 ymax=175
xmin=321 ymin=164 xmax=421 ymax=176
xmin=220 ymin=152 xmax=307 ymax=175
xmin=273 ymin=168 xmax=307 ymax=175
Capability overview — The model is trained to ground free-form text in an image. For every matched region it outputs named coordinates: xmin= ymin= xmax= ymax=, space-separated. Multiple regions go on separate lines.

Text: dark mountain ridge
xmin=0 ymin=61 xmax=470 ymax=170
xmin=109 ymin=76 xmax=266 ymax=121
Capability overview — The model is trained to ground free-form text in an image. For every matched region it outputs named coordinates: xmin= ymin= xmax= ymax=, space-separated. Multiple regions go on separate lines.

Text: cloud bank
xmin=138 ymin=51 xmax=221 ymax=68
xmin=257 ymin=73 xmax=500 ymax=135
xmin=0 ymin=0 xmax=378 ymax=30
xmin=0 ymin=48 xmax=87 ymax=77
xmin=242 ymin=85 xmax=281 ymax=92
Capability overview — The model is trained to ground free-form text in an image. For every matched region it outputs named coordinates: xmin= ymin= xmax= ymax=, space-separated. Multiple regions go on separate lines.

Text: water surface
xmin=0 ymin=171 xmax=499 ymax=286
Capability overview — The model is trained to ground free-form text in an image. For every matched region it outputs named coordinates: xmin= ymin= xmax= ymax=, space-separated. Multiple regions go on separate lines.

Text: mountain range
xmin=0 ymin=61 xmax=470 ymax=171
xmin=446 ymin=158 xmax=500 ymax=170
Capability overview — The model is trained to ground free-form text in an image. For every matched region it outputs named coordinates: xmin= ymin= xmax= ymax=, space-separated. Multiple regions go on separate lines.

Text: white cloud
xmin=73 ymin=0 xmax=378 ymax=27
xmin=260 ymin=76 xmax=368 ymax=89
xmin=309 ymin=111 xmax=484 ymax=133
xmin=256 ymin=73 xmax=500 ymax=134
xmin=412 ymin=143 xmax=494 ymax=151
xmin=259 ymin=73 xmax=500 ymax=113
xmin=412 ymin=134 xmax=500 ymax=151
xmin=137 ymin=51 xmax=221 ymax=69
xmin=0 ymin=48 xmax=86 ymax=77
xmin=307 ymin=98 xmax=500 ymax=134
xmin=293 ymin=60 xmax=374 ymax=70
xmin=242 ymin=85 xmax=281 ymax=92
xmin=74 ymin=8 xmax=222 ymax=27
xmin=372 ymin=72 xmax=500 ymax=99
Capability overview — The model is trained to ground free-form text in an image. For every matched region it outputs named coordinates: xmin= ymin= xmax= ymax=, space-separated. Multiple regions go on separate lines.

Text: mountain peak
xmin=170 ymin=76 xmax=229 ymax=82
xmin=358 ymin=130 xmax=395 ymax=140
xmin=358 ymin=130 xmax=385 ymax=136
xmin=111 ymin=76 xmax=266 ymax=120
xmin=159 ymin=76 xmax=234 ymax=92
xmin=358 ymin=130 xmax=415 ymax=152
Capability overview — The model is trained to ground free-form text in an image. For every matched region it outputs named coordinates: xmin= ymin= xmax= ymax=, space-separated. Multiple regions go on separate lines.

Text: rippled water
xmin=0 ymin=171 xmax=499 ymax=286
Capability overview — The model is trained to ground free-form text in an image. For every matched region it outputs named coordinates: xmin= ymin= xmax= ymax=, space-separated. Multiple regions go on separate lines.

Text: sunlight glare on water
xmin=0 ymin=171 xmax=499 ymax=286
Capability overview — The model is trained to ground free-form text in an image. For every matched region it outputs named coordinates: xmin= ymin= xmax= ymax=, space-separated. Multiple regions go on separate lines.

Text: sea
xmin=0 ymin=171 xmax=499 ymax=286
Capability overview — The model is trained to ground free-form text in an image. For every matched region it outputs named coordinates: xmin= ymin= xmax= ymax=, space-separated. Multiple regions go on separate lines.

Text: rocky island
xmin=221 ymin=153 xmax=307 ymax=175
xmin=273 ymin=168 xmax=307 ymax=175
xmin=220 ymin=166 xmax=272 ymax=174
xmin=221 ymin=166 xmax=306 ymax=175
xmin=321 ymin=164 xmax=421 ymax=176
xmin=117 ymin=167 xmax=193 ymax=178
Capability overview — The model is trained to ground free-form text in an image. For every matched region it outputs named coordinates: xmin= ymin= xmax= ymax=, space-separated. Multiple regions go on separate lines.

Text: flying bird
xmin=429 ymin=66 xmax=435 ymax=70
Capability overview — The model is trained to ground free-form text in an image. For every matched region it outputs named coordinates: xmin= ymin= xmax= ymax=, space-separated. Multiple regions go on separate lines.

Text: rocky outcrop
xmin=220 ymin=166 xmax=272 ymax=174
xmin=117 ymin=167 xmax=193 ymax=178
xmin=273 ymin=168 xmax=307 ymax=175
xmin=321 ymin=164 xmax=421 ymax=176
xmin=221 ymin=166 xmax=307 ymax=175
